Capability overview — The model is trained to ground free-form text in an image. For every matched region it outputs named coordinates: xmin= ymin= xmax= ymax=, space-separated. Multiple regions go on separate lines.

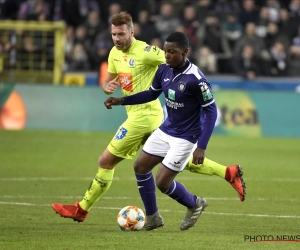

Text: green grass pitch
xmin=0 ymin=130 xmax=300 ymax=250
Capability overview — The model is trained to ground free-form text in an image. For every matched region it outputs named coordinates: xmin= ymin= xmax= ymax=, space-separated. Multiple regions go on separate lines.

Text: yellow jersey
xmin=108 ymin=39 xmax=165 ymax=116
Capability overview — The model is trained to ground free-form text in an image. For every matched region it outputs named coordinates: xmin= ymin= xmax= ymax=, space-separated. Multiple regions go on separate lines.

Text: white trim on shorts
xmin=142 ymin=129 xmax=197 ymax=172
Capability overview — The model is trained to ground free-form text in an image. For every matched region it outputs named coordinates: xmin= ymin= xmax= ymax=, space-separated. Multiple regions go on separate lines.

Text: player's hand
xmin=103 ymin=76 xmax=120 ymax=94
xmin=192 ymin=148 xmax=205 ymax=165
xmin=104 ymin=97 xmax=124 ymax=109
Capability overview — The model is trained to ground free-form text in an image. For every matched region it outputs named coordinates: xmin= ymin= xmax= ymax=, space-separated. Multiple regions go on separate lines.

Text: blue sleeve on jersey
xmin=122 ymin=88 xmax=161 ymax=105
xmin=197 ymin=101 xmax=217 ymax=149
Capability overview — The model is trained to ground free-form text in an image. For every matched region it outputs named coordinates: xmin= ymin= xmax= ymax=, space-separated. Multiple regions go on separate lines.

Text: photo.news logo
xmin=244 ymin=235 xmax=300 ymax=242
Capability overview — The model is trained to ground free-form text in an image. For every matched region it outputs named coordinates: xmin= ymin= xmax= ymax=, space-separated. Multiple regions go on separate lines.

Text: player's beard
xmin=115 ymin=37 xmax=132 ymax=51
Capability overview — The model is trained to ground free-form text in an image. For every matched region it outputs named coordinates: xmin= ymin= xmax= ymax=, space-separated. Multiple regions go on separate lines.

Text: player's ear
xmin=183 ymin=48 xmax=188 ymax=56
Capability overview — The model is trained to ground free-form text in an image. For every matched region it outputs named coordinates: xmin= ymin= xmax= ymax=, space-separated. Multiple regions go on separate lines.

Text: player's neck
xmin=122 ymin=38 xmax=135 ymax=53
xmin=173 ymin=59 xmax=189 ymax=74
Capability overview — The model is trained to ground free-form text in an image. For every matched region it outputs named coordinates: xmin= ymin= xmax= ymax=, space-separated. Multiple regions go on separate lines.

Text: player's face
xmin=163 ymin=42 xmax=188 ymax=69
xmin=111 ymin=24 xmax=134 ymax=52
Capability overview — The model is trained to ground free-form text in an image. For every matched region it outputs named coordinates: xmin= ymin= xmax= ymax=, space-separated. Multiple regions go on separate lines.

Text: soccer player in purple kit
xmin=104 ymin=31 xmax=221 ymax=230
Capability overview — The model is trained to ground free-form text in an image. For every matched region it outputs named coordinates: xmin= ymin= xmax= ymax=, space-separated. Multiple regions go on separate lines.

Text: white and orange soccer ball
xmin=117 ymin=206 xmax=146 ymax=231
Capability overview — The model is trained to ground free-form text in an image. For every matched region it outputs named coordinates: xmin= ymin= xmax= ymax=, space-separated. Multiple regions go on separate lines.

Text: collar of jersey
xmin=173 ymin=59 xmax=191 ymax=76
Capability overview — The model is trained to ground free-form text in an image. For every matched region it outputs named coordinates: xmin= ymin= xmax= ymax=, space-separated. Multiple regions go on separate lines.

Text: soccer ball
xmin=117 ymin=206 xmax=146 ymax=231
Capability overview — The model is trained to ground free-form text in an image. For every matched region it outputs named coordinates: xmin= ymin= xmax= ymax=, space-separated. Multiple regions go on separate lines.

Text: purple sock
xmin=164 ymin=181 xmax=197 ymax=208
xmin=135 ymin=172 xmax=157 ymax=216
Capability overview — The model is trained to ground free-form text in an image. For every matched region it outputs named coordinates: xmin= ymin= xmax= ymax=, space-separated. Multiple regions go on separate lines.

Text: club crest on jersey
xmin=123 ymin=56 xmax=127 ymax=61
xmin=199 ymin=81 xmax=212 ymax=101
xmin=129 ymin=59 xmax=135 ymax=67
xmin=115 ymin=127 xmax=128 ymax=140
xmin=178 ymin=81 xmax=186 ymax=92
xmin=168 ymin=89 xmax=175 ymax=100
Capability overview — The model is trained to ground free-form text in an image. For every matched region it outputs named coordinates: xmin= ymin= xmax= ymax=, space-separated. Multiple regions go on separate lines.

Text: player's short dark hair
xmin=111 ymin=11 xmax=133 ymax=29
xmin=165 ymin=32 xmax=189 ymax=50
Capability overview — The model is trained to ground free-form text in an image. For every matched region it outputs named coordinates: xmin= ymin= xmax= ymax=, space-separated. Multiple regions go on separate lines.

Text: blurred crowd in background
xmin=1 ymin=0 xmax=300 ymax=80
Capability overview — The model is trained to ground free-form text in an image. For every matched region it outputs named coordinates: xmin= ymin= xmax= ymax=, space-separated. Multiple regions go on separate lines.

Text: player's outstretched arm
xmin=104 ymin=97 xmax=124 ymax=109
xmin=104 ymin=88 xmax=161 ymax=109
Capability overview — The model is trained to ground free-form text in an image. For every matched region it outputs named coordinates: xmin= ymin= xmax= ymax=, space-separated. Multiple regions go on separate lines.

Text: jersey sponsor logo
xmin=118 ymin=73 xmax=133 ymax=92
xmin=165 ymin=99 xmax=184 ymax=109
xmin=129 ymin=59 xmax=135 ymax=67
xmin=168 ymin=89 xmax=175 ymax=100
xmin=178 ymin=81 xmax=186 ymax=92
xmin=167 ymin=89 xmax=184 ymax=109
xmin=144 ymin=45 xmax=151 ymax=52
xmin=115 ymin=127 xmax=128 ymax=140
xmin=199 ymin=81 xmax=212 ymax=101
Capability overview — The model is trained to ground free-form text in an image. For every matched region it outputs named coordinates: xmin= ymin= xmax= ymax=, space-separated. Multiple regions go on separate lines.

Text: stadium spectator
xmin=73 ymin=25 xmax=90 ymax=50
xmin=196 ymin=11 xmax=232 ymax=73
xmin=196 ymin=46 xmax=218 ymax=75
xmin=180 ymin=3 xmax=199 ymax=50
xmin=287 ymin=0 xmax=300 ymax=39
xmin=255 ymin=7 xmax=270 ymax=38
xmin=154 ymin=2 xmax=181 ymax=44
xmin=149 ymin=37 xmax=162 ymax=48
xmin=132 ymin=22 xmax=142 ymax=41
xmin=83 ymin=10 xmax=107 ymax=45
xmin=213 ymin=0 xmax=240 ymax=22
xmin=79 ymin=0 xmax=100 ymax=18
xmin=287 ymin=44 xmax=300 ymax=76
xmin=265 ymin=22 xmax=290 ymax=50
xmin=68 ymin=43 xmax=90 ymax=71
xmin=195 ymin=0 xmax=213 ymax=23
xmin=238 ymin=0 xmax=260 ymax=27
xmin=222 ymin=12 xmax=243 ymax=50
xmin=25 ymin=0 xmax=49 ymax=21
xmin=234 ymin=44 xmax=260 ymax=80
xmin=265 ymin=0 xmax=281 ymax=23
xmin=107 ymin=2 xmax=122 ymax=24
xmin=137 ymin=10 xmax=160 ymax=44
xmin=233 ymin=22 xmax=269 ymax=75
xmin=268 ymin=41 xmax=288 ymax=76
xmin=279 ymin=8 xmax=295 ymax=41
xmin=61 ymin=0 xmax=82 ymax=27
xmin=292 ymin=25 xmax=300 ymax=48
xmin=17 ymin=0 xmax=50 ymax=21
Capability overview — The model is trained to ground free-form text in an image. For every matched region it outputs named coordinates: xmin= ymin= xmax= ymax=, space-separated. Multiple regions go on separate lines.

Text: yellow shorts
xmin=107 ymin=114 xmax=163 ymax=159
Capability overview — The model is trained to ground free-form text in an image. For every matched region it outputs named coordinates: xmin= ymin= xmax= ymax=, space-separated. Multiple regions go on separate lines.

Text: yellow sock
xmin=184 ymin=157 xmax=226 ymax=178
xmin=79 ymin=167 xmax=115 ymax=211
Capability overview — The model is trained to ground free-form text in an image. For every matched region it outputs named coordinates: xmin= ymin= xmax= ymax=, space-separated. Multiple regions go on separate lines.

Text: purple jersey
xmin=152 ymin=60 xmax=215 ymax=143
xmin=123 ymin=60 xmax=217 ymax=149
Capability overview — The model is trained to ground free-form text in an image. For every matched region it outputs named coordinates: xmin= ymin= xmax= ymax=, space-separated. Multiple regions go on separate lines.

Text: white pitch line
xmin=0 ymin=195 xmax=299 ymax=202
xmin=0 ymin=177 xmax=300 ymax=182
xmin=0 ymin=201 xmax=299 ymax=219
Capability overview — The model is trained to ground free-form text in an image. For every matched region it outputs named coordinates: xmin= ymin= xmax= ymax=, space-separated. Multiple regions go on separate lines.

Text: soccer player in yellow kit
xmin=52 ymin=12 xmax=245 ymax=223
